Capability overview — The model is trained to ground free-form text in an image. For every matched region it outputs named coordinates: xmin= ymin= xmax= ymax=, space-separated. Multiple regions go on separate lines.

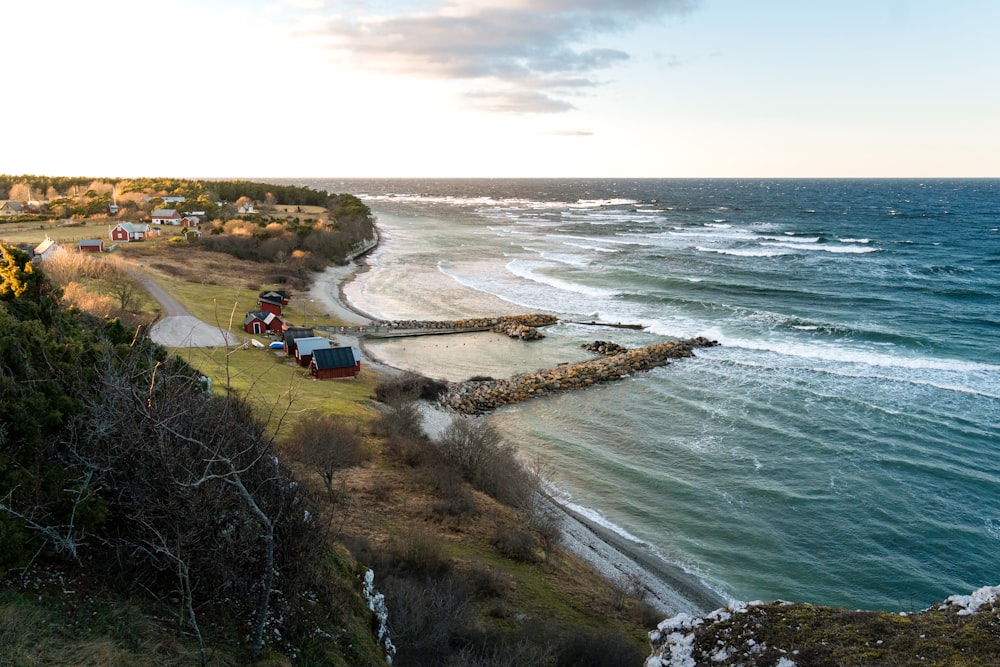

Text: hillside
xmin=3 ymin=176 xmax=999 ymax=665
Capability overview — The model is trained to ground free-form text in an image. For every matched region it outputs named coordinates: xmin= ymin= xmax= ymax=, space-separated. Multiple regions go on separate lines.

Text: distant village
xmin=3 ymin=192 xmax=362 ymax=381
xmin=5 ymin=194 xmax=245 ymax=256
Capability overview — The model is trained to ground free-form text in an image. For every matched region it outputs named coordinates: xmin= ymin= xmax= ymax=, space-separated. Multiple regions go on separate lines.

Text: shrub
xmin=424 ymin=461 xmax=479 ymax=518
xmin=552 ymin=627 xmax=645 ymax=667
xmin=492 ymin=525 xmax=541 ymax=563
xmin=375 ymin=373 xmax=448 ymax=405
xmin=386 ymin=528 xmax=451 ymax=578
xmin=382 ymin=573 xmax=473 ymax=666
xmin=435 ymin=417 xmax=540 ymax=511
xmin=285 ymin=413 xmax=370 ymax=500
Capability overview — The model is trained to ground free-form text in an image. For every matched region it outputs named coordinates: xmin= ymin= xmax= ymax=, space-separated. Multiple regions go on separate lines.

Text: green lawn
xmin=170 ymin=341 xmax=381 ymax=437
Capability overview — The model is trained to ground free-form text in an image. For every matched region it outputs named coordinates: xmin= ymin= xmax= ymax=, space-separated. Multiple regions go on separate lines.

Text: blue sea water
xmin=299 ymin=178 xmax=1000 ymax=611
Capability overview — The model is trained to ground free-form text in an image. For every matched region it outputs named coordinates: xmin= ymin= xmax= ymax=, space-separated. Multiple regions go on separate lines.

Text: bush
xmin=285 ymin=413 xmax=370 ymax=499
xmin=375 ymin=373 xmax=448 ymax=405
xmin=435 ymin=417 xmax=539 ymax=511
xmin=386 ymin=528 xmax=451 ymax=578
xmin=424 ymin=462 xmax=479 ymax=518
xmin=382 ymin=573 xmax=473 ymax=666
xmin=552 ymin=627 xmax=645 ymax=667
xmin=492 ymin=525 xmax=541 ymax=563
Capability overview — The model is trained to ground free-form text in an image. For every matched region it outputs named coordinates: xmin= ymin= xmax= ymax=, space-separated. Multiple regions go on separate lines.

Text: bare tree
xmin=288 ymin=414 xmax=369 ymax=500
xmin=59 ymin=340 xmax=320 ymax=661
xmin=100 ymin=258 xmax=140 ymax=316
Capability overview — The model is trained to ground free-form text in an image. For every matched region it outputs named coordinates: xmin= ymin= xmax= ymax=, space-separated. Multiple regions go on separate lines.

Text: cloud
xmin=295 ymin=0 xmax=699 ymax=113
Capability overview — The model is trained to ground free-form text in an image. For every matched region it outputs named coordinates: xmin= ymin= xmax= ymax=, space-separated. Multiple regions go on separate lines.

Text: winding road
xmin=132 ymin=269 xmax=238 ymax=348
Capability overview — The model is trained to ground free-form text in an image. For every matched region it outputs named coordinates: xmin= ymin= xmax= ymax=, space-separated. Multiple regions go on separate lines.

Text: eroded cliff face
xmin=646 ymin=585 xmax=1000 ymax=667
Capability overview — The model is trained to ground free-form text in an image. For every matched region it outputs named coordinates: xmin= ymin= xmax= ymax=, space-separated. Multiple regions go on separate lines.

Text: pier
xmin=318 ymin=314 xmax=559 ymax=341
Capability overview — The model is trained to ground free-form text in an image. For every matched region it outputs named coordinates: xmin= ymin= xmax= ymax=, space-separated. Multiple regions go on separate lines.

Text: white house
xmin=151 ymin=208 xmax=183 ymax=225
xmin=33 ymin=236 xmax=61 ymax=262
xmin=0 ymin=200 xmax=23 ymax=216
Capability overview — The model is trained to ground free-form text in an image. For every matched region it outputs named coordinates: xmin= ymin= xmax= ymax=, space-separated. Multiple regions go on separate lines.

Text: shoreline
xmin=308 ymin=258 xmax=730 ymax=617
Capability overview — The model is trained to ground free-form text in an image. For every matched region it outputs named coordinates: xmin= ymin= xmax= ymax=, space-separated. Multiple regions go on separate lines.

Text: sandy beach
xmin=309 ymin=261 xmax=729 ymax=617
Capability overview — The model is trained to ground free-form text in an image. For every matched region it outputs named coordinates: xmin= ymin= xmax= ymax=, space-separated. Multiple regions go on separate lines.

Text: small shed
xmin=294 ymin=336 xmax=332 ymax=367
xmin=259 ymin=290 xmax=289 ymax=305
xmin=310 ymin=347 xmax=361 ymax=379
xmin=33 ymin=237 xmax=61 ymax=262
xmin=258 ymin=295 xmax=284 ymax=316
xmin=244 ymin=311 xmax=283 ymax=335
xmin=282 ymin=327 xmax=315 ymax=356
xmin=78 ymin=239 xmax=104 ymax=253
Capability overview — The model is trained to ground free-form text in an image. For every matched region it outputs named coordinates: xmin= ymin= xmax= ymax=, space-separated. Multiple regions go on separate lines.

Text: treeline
xmin=0 ymin=174 xmax=97 ymax=196
xmin=0 ymin=246 xmax=384 ymax=664
xmin=1 ymin=174 xmax=330 ymax=208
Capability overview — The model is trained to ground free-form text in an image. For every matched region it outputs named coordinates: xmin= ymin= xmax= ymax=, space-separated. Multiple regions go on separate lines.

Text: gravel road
xmin=132 ymin=269 xmax=238 ymax=348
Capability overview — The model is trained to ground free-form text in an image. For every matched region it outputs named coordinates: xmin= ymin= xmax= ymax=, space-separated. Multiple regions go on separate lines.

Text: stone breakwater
xmin=373 ymin=314 xmax=558 ymax=340
xmin=440 ymin=336 xmax=720 ymax=415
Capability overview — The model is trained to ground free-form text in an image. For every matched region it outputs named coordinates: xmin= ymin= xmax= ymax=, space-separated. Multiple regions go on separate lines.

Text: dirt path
xmin=133 ymin=269 xmax=238 ymax=348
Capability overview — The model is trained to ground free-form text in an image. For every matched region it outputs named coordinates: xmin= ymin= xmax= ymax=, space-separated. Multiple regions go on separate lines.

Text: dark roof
xmin=283 ymin=327 xmax=313 ymax=339
xmin=259 ymin=289 xmax=289 ymax=301
xmin=311 ymin=347 xmax=359 ymax=370
xmin=258 ymin=295 xmax=284 ymax=306
xmin=244 ymin=311 xmax=268 ymax=325
xmin=78 ymin=239 xmax=104 ymax=247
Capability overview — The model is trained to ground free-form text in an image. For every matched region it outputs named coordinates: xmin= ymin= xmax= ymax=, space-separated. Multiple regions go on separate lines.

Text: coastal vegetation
xmin=0 ymin=178 xmax=655 ymax=663
xmin=2 ymin=175 xmax=998 ymax=665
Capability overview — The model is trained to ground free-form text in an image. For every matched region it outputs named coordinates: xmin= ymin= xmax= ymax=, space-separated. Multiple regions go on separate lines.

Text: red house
xmin=258 ymin=290 xmax=290 ymax=316
xmin=293 ymin=336 xmax=332 ymax=367
xmin=259 ymin=290 xmax=290 ymax=305
xmin=243 ymin=311 xmax=283 ymax=335
xmin=310 ymin=347 xmax=361 ymax=379
xmin=110 ymin=222 xmax=153 ymax=242
xmin=78 ymin=239 xmax=104 ymax=253
xmin=282 ymin=327 xmax=314 ymax=356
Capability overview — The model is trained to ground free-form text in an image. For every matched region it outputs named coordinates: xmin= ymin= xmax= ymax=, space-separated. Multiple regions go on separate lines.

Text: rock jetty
xmin=374 ymin=314 xmax=558 ymax=340
xmin=581 ymin=340 xmax=629 ymax=356
xmin=440 ymin=336 xmax=719 ymax=415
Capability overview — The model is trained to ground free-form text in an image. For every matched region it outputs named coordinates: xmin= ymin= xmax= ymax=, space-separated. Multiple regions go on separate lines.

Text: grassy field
xmin=174 ymin=343 xmax=381 ymax=428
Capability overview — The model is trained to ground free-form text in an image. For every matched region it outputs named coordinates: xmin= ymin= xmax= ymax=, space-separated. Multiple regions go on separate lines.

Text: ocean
xmin=295 ymin=178 xmax=999 ymax=611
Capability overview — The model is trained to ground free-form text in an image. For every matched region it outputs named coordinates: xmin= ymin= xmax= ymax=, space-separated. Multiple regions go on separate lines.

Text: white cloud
xmin=290 ymin=0 xmax=699 ymax=113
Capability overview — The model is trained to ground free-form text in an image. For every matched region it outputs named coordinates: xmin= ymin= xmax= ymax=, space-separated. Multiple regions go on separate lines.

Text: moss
xmin=655 ymin=599 xmax=1000 ymax=667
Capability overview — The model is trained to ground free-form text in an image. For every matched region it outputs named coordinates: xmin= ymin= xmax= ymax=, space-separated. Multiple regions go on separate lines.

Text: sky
xmin=4 ymin=0 xmax=999 ymax=178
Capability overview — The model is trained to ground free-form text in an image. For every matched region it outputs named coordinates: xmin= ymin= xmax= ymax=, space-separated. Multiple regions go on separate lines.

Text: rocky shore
xmin=440 ymin=336 xmax=720 ymax=414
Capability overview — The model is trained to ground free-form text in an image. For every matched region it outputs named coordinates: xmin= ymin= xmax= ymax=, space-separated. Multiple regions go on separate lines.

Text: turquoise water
xmin=300 ymin=178 xmax=1000 ymax=610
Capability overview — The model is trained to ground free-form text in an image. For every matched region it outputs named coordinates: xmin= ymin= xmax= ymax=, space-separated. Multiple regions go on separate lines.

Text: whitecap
xmin=764 ymin=242 xmax=879 ymax=254
xmin=761 ymin=235 xmax=820 ymax=243
xmin=696 ymin=246 xmax=794 ymax=257
xmin=505 ymin=259 xmax=618 ymax=299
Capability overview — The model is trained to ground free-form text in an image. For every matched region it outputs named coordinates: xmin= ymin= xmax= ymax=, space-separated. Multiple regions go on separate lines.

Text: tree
xmin=0 ymin=245 xmax=43 ymax=301
xmin=100 ymin=259 xmax=140 ymax=316
xmin=8 ymin=182 xmax=30 ymax=203
xmin=289 ymin=414 xmax=369 ymax=499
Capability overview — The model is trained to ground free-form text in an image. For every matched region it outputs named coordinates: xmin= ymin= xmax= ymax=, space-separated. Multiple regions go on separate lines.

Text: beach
xmin=309 ymin=261 xmax=729 ymax=617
